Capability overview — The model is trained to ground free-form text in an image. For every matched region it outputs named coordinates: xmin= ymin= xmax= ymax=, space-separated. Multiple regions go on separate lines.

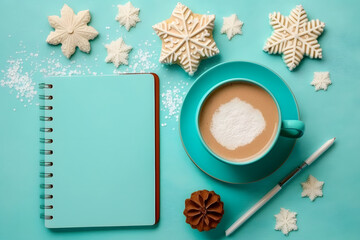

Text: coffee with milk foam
xmin=199 ymin=81 xmax=279 ymax=162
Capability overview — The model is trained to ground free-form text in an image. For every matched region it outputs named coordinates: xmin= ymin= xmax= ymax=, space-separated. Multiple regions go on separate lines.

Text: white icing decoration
xmin=301 ymin=175 xmax=324 ymax=201
xmin=210 ymin=98 xmax=266 ymax=150
xmin=105 ymin=38 xmax=132 ymax=68
xmin=275 ymin=208 xmax=298 ymax=235
xmin=152 ymin=2 xmax=219 ymax=76
xmin=46 ymin=4 xmax=99 ymax=59
xmin=263 ymin=5 xmax=325 ymax=71
xmin=311 ymin=72 xmax=331 ymax=91
xmin=115 ymin=2 xmax=140 ymax=31
xmin=220 ymin=14 xmax=243 ymax=40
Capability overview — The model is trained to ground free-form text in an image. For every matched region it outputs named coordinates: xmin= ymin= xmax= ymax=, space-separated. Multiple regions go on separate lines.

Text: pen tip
xmin=333 ymin=137 xmax=336 ymax=140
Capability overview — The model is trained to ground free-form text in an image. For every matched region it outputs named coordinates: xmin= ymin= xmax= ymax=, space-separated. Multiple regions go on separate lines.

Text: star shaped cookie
xmin=153 ymin=3 xmax=219 ymax=76
xmin=105 ymin=38 xmax=132 ymax=68
xmin=275 ymin=208 xmax=298 ymax=235
xmin=115 ymin=1 xmax=140 ymax=31
xmin=46 ymin=4 xmax=99 ymax=58
xmin=221 ymin=14 xmax=243 ymax=40
xmin=311 ymin=72 xmax=331 ymax=91
xmin=263 ymin=5 xmax=325 ymax=71
xmin=301 ymin=175 xmax=324 ymax=201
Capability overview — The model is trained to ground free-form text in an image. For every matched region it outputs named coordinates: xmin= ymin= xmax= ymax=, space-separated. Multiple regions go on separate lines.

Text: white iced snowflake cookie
xmin=275 ymin=208 xmax=298 ymax=235
xmin=46 ymin=4 xmax=99 ymax=58
xmin=264 ymin=5 xmax=325 ymax=71
xmin=116 ymin=2 xmax=140 ymax=31
xmin=105 ymin=38 xmax=132 ymax=68
xmin=311 ymin=72 xmax=331 ymax=91
xmin=221 ymin=14 xmax=243 ymax=40
xmin=152 ymin=2 xmax=219 ymax=76
xmin=301 ymin=175 xmax=324 ymax=201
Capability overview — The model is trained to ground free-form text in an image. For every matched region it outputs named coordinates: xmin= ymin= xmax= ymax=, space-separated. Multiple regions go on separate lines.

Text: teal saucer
xmin=179 ymin=61 xmax=300 ymax=184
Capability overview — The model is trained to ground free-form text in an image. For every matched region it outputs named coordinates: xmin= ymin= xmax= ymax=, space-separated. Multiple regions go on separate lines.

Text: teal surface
xmin=42 ymin=75 xmax=156 ymax=228
xmin=0 ymin=0 xmax=359 ymax=239
xmin=181 ymin=61 xmax=299 ymax=178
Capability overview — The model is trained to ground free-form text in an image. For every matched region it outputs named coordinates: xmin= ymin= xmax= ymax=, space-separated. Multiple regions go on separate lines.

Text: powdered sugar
xmin=39 ymin=53 xmax=98 ymax=77
xmin=1 ymin=49 xmax=97 ymax=108
xmin=160 ymin=80 xmax=189 ymax=126
xmin=210 ymin=97 xmax=266 ymax=150
xmin=1 ymin=38 xmax=175 ymax=123
xmin=0 ymin=41 xmax=103 ymax=108
xmin=1 ymin=40 xmax=159 ymax=108
xmin=162 ymin=88 xmax=183 ymax=119
xmin=0 ymin=59 xmax=37 ymax=105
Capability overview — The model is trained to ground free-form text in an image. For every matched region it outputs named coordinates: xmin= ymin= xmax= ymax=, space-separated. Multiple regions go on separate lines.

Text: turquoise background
xmin=0 ymin=0 xmax=359 ymax=239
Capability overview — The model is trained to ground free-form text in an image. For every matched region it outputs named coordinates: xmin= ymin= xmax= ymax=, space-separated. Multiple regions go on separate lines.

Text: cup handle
xmin=280 ymin=120 xmax=305 ymax=138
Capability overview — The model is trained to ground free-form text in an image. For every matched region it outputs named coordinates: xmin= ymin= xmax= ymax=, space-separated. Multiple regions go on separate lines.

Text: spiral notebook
xmin=39 ymin=74 xmax=160 ymax=228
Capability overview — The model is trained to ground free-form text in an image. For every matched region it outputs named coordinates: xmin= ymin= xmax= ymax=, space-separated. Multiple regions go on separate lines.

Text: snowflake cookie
xmin=263 ymin=5 xmax=325 ymax=71
xmin=221 ymin=14 xmax=243 ymax=40
xmin=301 ymin=175 xmax=324 ymax=201
xmin=275 ymin=208 xmax=298 ymax=235
xmin=311 ymin=72 xmax=331 ymax=91
xmin=46 ymin=4 xmax=99 ymax=58
xmin=115 ymin=2 xmax=140 ymax=31
xmin=152 ymin=2 xmax=219 ymax=76
xmin=105 ymin=38 xmax=132 ymax=68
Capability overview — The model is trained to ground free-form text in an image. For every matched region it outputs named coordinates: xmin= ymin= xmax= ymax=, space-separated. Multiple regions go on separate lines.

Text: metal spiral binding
xmin=40 ymin=184 xmax=53 ymax=189
xmin=40 ymin=138 xmax=53 ymax=144
xmin=39 ymin=83 xmax=53 ymax=220
xmin=40 ymin=128 xmax=53 ymax=132
xmin=40 ymin=194 xmax=53 ymax=199
xmin=40 ymin=173 xmax=53 ymax=178
xmin=40 ymin=214 xmax=53 ymax=220
xmin=39 ymin=106 xmax=53 ymax=110
xmin=39 ymin=95 xmax=53 ymax=100
xmin=40 ymin=160 xmax=53 ymax=166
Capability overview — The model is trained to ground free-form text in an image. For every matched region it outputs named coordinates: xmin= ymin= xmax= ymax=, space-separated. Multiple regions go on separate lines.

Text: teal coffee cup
xmin=196 ymin=79 xmax=304 ymax=166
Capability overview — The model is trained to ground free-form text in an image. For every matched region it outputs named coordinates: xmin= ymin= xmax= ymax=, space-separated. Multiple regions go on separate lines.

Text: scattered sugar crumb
xmin=162 ymin=88 xmax=182 ymax=118
xmin=0 ymin=59 xmax=37 ymax=104
xmin=1 ymin=41 xmax=101 ymax=107
xmin=160 ymin=79 xmax=190 ymax=128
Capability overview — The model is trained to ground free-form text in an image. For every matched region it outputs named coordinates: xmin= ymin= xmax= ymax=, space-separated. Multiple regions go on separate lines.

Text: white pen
xmin=225 ymin=137 xmax=336 ymax=237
